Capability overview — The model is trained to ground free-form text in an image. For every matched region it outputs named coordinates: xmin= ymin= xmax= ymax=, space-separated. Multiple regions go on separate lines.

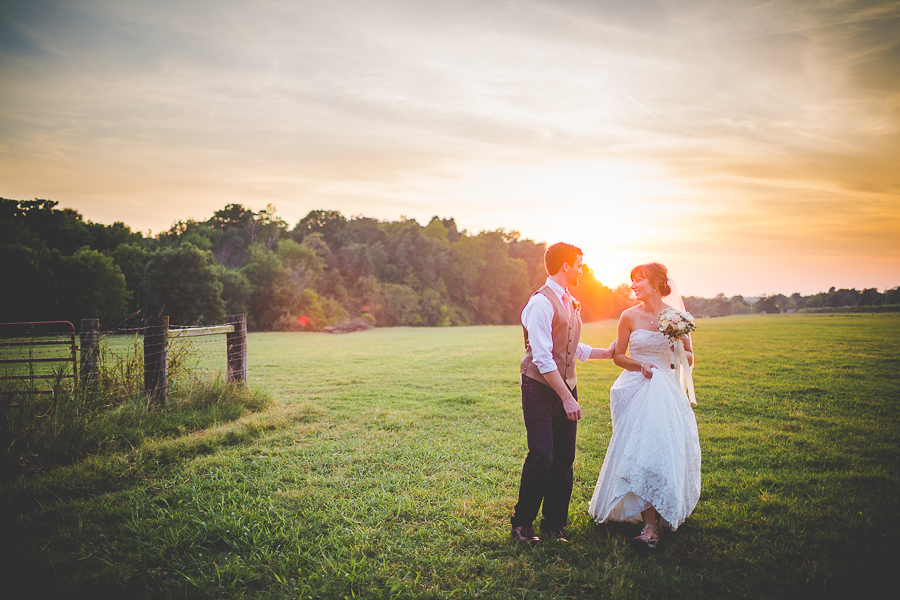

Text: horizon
xmin=2 ymin=0 xmax=898 ymax=297
xmin=9 ymin=195 xmax=895 ymax=301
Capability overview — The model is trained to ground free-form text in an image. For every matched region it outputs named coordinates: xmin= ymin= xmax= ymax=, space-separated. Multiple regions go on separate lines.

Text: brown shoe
xmin=511 ymin=525 xmax=541 ymax=544
xmin=543 ymin=529 xmax=569 ymax=542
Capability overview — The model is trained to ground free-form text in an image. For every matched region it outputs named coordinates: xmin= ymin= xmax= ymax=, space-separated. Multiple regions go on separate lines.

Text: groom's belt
xmin=521 ymin=374 xmax=544 ymax=386
xmin=521 ymin=374 xmax=575 ymax=392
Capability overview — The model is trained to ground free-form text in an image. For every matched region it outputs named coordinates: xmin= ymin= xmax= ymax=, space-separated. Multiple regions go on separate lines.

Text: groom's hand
xmin=544 ymin=370 xmax=583 ymax=421
xmin=562 ymin=395 xmax=582 ymax=421
xmin=589 ymin=338 xmax=617 ymax=360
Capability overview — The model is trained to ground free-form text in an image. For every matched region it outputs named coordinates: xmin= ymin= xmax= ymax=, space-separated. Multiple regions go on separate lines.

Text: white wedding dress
xmin=588 ymin=329 xmax=701 ymax=530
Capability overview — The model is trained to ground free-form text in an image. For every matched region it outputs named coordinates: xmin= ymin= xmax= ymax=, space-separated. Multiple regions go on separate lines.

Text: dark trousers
xmin=511 ymin=375 xmax=578 ymax=531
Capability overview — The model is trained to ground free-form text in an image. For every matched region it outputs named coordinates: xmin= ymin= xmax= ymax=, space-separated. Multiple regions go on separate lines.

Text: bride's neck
xmin=641 ymin=298 xmax=666 ymax=314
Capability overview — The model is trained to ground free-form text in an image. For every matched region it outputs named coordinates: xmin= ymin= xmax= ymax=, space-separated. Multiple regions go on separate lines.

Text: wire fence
xmin=0 ymin=315 xmax=248 ymax=407
xmin=0 ymin=322 xmax=77 ymax=405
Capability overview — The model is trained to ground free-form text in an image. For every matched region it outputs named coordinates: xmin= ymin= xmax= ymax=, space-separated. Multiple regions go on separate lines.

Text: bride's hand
xmin=640 ymin=362 xmax=655 ymax=378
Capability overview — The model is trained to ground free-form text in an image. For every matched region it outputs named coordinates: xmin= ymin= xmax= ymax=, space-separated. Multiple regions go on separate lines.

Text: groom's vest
xmin=520 ymin=285 xmax=582 ymax=390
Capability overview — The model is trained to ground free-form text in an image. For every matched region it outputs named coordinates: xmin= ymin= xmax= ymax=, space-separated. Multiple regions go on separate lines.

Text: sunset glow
xmin=2 ymin=0 xmax=898 ymax=297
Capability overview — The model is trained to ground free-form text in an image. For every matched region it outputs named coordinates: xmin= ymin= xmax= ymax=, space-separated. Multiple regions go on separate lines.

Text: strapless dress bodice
xmin=628 ymin=329 xmax=670 ymax=368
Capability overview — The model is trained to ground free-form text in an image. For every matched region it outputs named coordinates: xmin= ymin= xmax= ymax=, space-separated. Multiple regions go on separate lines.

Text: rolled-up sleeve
xmin=521 ymin=295 xmax=557 ymax=373
xmin=576 ymin=342 xmax=593 ymax=362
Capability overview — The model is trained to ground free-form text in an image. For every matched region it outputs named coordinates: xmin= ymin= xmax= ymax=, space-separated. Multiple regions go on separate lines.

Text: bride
xmin=588 ymin=262 xmax=701 ymax=548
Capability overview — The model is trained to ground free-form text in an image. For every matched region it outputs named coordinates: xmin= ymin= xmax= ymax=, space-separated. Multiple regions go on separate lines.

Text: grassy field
xmin=1 ymin=314 xmax=898 ymax=598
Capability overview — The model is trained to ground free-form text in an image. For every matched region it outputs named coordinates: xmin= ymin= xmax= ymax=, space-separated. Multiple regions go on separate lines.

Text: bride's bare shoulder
xmin=617 ymin=305 xmax=639 ymax=326
xmin=620 ymin=305 xmax=640 ymax=319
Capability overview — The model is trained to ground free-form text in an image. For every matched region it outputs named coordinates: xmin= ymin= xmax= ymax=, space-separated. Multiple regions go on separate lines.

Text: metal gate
xmin=0 ymin=321 xmax=78 ymax=403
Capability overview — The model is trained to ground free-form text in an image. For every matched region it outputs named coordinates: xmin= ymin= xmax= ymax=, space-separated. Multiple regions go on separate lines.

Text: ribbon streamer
xmin=673 ymin=339 xmax=696 ymax=405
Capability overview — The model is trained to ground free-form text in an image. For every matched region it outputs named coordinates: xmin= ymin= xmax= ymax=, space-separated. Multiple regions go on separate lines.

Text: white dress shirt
xmin=521 ymin=277 xmax=593 ymax=374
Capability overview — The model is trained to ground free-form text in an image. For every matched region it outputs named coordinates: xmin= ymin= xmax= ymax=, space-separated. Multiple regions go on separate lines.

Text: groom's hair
xmin=544 ymin=243 xmax=582 ymax=276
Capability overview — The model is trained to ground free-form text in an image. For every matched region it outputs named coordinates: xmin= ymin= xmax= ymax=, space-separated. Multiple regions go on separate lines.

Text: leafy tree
xmin=729 ymin=295 xmax=752 ymax=314
xmin=825 ymin=287 xmax=861 ymax=307
xmin=142 ymin=243 xmax=225 ymax=325
xmin=204 ymin=204 xmax=287 ymax=267
xmin=56 ymin=248 xmax=130 ymax=325
xmin=471 ymin=231 xmax=531 ymax=324
xmin=277 ymin=239 xmax=322 ymax=282
xmin=803 ymin=293 xmax=826 ymax=309
xmin=242 ymin=243 xmax=285 ymax=330
xmin=754 ymin=295 xmax=780 ymax=314
xmin=507 ymin=236 xmax=547 ymax=292
xmin=419 ymin=287 xmax=451 ymax=327
xmin=214 ymin=265 xmax=252 ymax=316
xmin=445 ymin=234 xmax=485 ymax=323
xmin=207 ymin=204 xmax=256 ymax=232
xmin=252 ymin=205 xmax=289 ymax=249
xmin=342 ymin=216 xmax=388 ymax=247
xmin=158 ymin=220 xmax=218 ymax=251
xmin=292 ymin=209 xmax=347 ymax=250
xmin=770 ymin=294 xmax=791 ymax=312
xmin=857 ymin=288 xmax=882 ymax=306
xmin=111 ymin=243 xmax=149 ymax=313
xmin=1 ymin=198 xmax=92 ymax=255
xmin=319 ymin=295 xmax=349 ymax=328
xmin=17 ymin=196 xmax=898 ymax=332
xmin=85 ymin=221 xmax=146 ymax=252
xmin=375 ymin=283 xmax=423 ymax=327
xmin=0 ymin=241 xmax=58 ymax=322
xmin=709 ymin=293 xmax=732 ymax=316
xmin=241 ymin=240 xmax=337 ymax=331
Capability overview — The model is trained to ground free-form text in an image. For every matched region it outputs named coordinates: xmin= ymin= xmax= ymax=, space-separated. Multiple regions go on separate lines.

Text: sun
xmin=441 ymin=159 xmax=699 ymax=288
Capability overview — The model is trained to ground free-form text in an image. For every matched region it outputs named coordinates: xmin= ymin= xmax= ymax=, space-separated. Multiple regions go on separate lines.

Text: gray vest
xmin=520 ymin=285 xmax=582 ymax=389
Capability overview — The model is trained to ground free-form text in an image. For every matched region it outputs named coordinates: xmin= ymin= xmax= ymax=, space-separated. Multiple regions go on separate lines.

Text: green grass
xmin=1 ymin=315 xmax=898 ymax=598
xmin=0 ymin=334 xmax=271 ymax=480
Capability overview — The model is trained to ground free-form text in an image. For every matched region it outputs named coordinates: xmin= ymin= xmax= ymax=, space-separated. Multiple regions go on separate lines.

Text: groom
xmin=511 ymin=242 xmax=615 ymax=544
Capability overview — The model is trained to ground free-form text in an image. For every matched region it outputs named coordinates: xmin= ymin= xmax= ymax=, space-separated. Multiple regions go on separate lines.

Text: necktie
xmin=562 ymin=290 xmax=571 ymax=319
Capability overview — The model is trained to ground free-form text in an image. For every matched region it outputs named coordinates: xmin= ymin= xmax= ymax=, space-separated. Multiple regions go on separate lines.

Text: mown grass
xmin=1 ymin=315 xmax=898 ymax=599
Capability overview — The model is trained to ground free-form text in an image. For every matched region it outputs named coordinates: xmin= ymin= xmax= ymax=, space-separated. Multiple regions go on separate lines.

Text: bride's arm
xmin=613 ymin=310 xmax=655 ymax=378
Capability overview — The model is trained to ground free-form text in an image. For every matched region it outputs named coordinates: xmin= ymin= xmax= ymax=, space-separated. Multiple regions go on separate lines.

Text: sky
xmin=2 ymin=0 xmax=899 ymax=297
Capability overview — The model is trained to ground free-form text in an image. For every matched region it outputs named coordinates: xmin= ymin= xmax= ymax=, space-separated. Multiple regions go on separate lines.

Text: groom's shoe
xmin=511 ymin=525 xmax=541 ymax=544
xmin=543 ymin=529 xmax=569 ymax=543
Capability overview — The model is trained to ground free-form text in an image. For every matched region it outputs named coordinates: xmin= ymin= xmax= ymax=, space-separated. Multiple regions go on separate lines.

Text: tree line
xmin=5 ymin=198 xmax=893 ymax=329
xmin=1 ymin=199 xmax=633 ymax=330
xmin=684 ymin=286 xmax=900 ymax=318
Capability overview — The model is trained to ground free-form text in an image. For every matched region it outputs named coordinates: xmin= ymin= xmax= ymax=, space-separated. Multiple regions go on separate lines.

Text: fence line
xmin=168 ymin=324 xmax=235 ymax=338
xmin=1 ymin=315 xmax=248 ymax=406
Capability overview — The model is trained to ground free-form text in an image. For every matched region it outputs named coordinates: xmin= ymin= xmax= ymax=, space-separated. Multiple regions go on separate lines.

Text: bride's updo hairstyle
xmin=631 ymin=262 xmax=672 ymax=297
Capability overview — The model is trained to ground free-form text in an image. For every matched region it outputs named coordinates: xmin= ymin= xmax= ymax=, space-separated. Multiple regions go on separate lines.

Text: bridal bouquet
xmin=657 ymin=307 xmax=695 ymax=369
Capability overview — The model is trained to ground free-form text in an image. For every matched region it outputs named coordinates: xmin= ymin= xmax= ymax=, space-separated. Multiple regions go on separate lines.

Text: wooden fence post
xmin=79 ymin=319 xmax=100 ymax=388
xmin=144 ymin=316 xmax=168 ymax=404
xmin=226 ymin=314 xmax=248 ymax=384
